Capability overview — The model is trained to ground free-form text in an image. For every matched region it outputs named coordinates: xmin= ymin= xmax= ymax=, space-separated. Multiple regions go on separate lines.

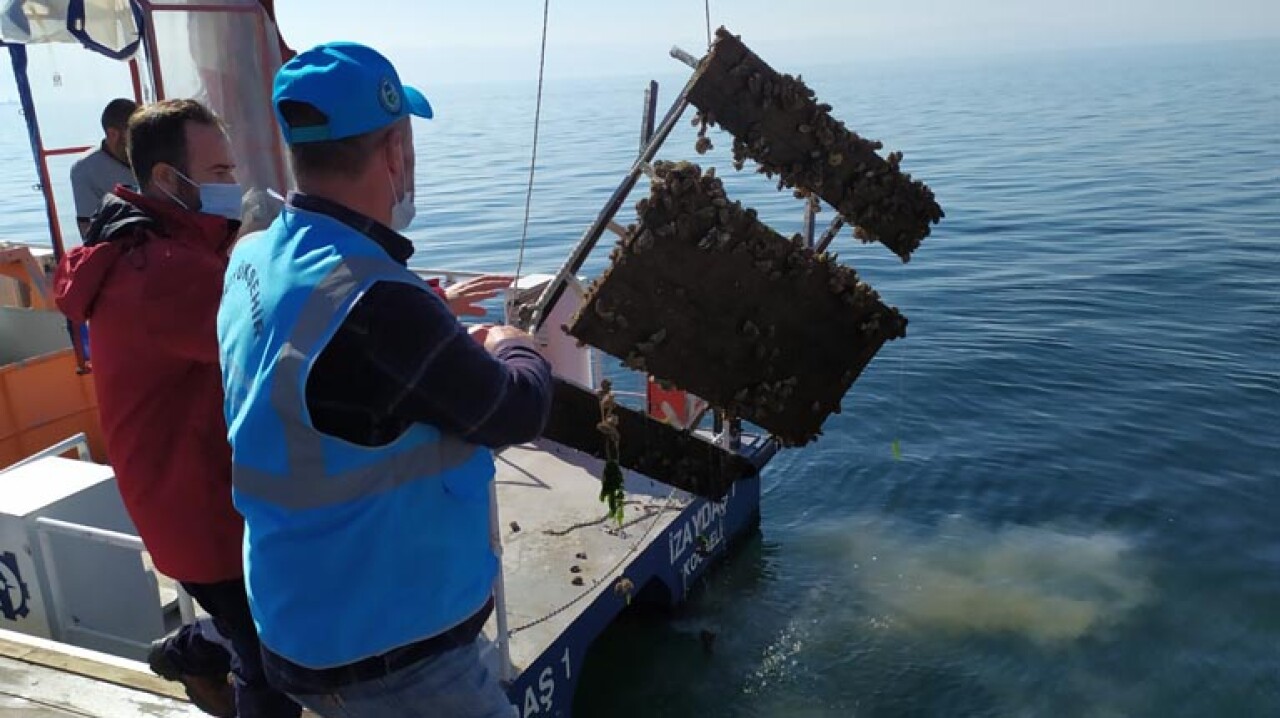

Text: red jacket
xmin=54 ymin=187 xmax=243 ymax=584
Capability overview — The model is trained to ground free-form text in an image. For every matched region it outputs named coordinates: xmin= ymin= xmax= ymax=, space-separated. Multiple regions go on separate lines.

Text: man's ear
xmin=150 ymin=162 xmax=181 ymax=194
xmin=152 ymin=161 xmax=172 ymax=186
xmin=383 ymin=127 xmax=406 ymax=176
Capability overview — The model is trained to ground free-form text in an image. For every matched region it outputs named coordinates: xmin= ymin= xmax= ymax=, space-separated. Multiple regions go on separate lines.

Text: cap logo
xmin=378 ymin=76 xmax=402 ymax=115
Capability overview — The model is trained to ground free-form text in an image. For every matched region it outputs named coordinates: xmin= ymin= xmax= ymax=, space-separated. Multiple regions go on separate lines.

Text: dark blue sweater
xmin=294 ymin=193 xmax=553 ymax=450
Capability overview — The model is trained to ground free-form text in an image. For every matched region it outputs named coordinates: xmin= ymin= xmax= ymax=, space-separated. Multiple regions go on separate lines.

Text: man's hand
xmin=467 ymin=324 xmax=493 ymax=346
xmin=481 ymin=325 xmax=536 ymax=355
xmin=445 ymin=275 xmax=513 ymax=317
xmin=466 ymin=324 xmax=537 ymax=356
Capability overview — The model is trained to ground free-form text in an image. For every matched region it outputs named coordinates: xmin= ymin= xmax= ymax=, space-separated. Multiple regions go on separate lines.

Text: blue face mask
xmin=172 ymin=169 xmax=244 ymax=221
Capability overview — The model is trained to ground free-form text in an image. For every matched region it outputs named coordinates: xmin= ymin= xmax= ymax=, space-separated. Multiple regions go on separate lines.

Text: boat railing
xmin=2 ymin=432 xmax=93 ymax=473
xmin=34 ymin=516 xmax=198 ymax=629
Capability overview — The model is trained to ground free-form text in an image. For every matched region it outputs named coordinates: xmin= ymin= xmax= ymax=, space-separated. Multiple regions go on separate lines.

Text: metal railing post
xmin=35 ymin=527 xmax=69 ymax=640
xmin=489 ymin=479 xmax=513 ymax=682
xmin=176 ymin=586 xmax=197 ymax=625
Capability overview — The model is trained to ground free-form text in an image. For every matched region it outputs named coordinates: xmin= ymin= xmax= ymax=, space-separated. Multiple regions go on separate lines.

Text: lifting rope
xmin=515 ymin=0 xmax=711 ymax=283
xmin=513 ymin=0 xmax=551 ymax=283
xmin=704 ymin=0 xmax=712 ymax=47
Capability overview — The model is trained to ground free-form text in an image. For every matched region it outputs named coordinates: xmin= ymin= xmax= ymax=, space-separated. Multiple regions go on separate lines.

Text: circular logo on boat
xmin=0 ymin=551 xmax=31 ymax=621
xmin=378 ymin=77 xmax=402 ymax=115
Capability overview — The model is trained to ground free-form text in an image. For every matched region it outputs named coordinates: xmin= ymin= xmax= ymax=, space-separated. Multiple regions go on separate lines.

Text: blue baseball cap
xmin=273 ymin=42 xmax=432 ymax=145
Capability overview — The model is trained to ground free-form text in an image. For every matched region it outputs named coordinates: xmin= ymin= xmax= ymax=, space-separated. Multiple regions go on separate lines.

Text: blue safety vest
xmin=217 ymin=204 xmax=496 ymax=669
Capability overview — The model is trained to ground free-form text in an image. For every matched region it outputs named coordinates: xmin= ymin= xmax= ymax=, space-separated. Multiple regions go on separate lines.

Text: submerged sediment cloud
xmin=825 ymin=515 xmax=1150 ymax=644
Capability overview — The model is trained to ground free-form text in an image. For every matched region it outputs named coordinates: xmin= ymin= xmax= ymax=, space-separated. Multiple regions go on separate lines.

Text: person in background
xmin=70 ymin=98 xmax=137 ymax=238
xmin=217 ymin=42 xmax=552 ymax=717
xmin=52 ymin=99 xmax=300 ymax=718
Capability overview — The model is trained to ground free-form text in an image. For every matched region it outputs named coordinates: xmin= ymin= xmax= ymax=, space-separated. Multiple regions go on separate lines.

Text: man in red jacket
xmin=54 ymin=99 xmax=299 ymax=718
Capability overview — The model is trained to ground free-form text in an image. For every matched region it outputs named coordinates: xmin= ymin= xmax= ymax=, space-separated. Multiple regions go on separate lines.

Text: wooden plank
xmin=0 ymin=654 xmax=202 ymax=717
xmin=0 ymin=632 xmax=185 ymax=704
xmin=568 ymin=162 xmax=906 ymax=446
xmin=686 ymin=27 xmax=944 ymax=262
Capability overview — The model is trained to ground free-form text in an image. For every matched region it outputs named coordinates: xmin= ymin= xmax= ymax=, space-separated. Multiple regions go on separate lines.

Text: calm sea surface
xmin=2 ymin=40 xmax=1277 ymax=717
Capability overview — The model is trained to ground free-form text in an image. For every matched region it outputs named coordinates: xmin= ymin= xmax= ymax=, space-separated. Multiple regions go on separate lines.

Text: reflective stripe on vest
xmin=231 ymin=253 xmax=477 ymax=511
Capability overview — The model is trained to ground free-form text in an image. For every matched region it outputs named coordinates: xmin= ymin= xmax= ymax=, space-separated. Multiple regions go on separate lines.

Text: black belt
xmin=263 ymin=598 xmax=495 ymax=693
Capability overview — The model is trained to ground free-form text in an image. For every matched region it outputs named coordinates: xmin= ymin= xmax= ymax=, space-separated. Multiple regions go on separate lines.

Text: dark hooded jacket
xmin=54 ymin=186 xmax=243 ymax=583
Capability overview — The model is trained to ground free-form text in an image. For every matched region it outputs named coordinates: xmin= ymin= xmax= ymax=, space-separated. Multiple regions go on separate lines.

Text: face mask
xmin=174 ymin=169 xmax=244 ymax=221
xmin=387 ymin=151 xmax=416 ymax=232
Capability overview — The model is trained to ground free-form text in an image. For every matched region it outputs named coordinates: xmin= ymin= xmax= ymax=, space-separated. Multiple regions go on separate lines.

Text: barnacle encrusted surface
xmin=687 ymin=27 xmax=944 ymax=262
xmin=569 ymin=161 xmax=907 ymax=446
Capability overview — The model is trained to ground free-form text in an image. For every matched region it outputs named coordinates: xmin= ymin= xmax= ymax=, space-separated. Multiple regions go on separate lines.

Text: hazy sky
xmin=0 ymin=1 xmax=1274 ymax=101
xmin=276 ymin=0 xmax=1280 ymax=84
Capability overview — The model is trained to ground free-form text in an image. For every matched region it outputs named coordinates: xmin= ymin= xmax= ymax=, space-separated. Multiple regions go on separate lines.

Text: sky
xmin=0 ymin=1 xmax=1275 ymax=101
xmin=273 ymin=0 xmax=1280 ymax=85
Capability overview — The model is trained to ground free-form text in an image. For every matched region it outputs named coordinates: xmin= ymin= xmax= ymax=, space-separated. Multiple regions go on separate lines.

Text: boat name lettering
xmin=521 ymin=646 xmax=572 ymax=717
xmin=680 ymin=524 xmax=725 ymax=581
xmin=668 ymin=485 xmax=734 ymax=566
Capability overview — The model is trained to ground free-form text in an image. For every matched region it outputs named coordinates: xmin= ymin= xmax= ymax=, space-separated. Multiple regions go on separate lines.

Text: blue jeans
xmin=291 ymin=639 xmax=516 ymax=718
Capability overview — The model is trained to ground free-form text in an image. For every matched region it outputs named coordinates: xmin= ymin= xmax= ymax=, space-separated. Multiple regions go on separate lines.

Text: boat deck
xmin=486 ymin=436 xmax=771 ymax=714
xmin=488 ymin=441 xmax=692 ymax=671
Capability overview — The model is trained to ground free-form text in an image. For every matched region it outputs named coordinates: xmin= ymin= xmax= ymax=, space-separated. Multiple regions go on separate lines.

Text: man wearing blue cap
xmin=217 ymin=42 xmax=551 ymax=717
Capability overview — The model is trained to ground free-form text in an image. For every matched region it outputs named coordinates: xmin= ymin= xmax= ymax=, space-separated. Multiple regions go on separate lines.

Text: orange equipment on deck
xmin=0 ymin=244 xmax=105 ymax=467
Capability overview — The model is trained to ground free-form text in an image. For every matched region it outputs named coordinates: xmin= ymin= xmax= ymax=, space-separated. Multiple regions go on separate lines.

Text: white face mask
xmin=387 ymin=150 xmax=416 ymax=232
xmin=173 ymin=169 xmax=243 ymax=221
